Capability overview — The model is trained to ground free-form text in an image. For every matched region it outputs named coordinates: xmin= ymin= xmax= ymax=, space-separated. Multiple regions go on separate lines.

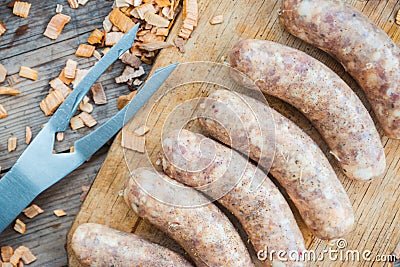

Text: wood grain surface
xmin=67 ymin=0 xmax=400 ymax=266
xmin=0 ymin=1 xmax=135 ymax=266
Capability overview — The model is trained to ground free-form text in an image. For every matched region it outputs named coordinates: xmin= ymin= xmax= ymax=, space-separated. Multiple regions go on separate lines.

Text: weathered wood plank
xmin=68 ymin=0 xmax=400 ymax=266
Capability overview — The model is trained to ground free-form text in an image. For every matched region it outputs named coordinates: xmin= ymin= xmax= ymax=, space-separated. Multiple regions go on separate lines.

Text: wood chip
xmin=23 ymin=204 xmax=43 ymax=219
xmin=8 ymin=137 xmax=17 ymax=152
xmin=56 ymin=132 xmax=64 ymax=142
xmin=156 ymin=27 xmax=169 ymax=36
xmin=120 ymin=52 xmax=142 ymax=68
xmin=70 ymin=146 xmax=75 ymax=152
xmin=0 ymin=64 xmax=6 ymax=83
xmin=72 ymin=69 xmax=90 ymax=88
xmin=75 ymin=44 xmax=95 ymax=58
xmin=155 ymin=0 xmax=171 ymax=7
xmin=53 ymin=209 xmax=67 ymax=217
xmin=115 ymin=0 xmax=133 ymax=7
xmin=138 ymin=41 xmax=173 ymax=51
xmin=88 ymin=29 xmax=104 ymax=45
xmin=105 ymin=32 xmax=124 ymax=46
xmin=122 ymin=130 xmax=145 ymax=153
xmin=7 ymin=75 xmax=19 ymax=86
xmin=55 ymin=4 xmax=63 ymax=13
xmin=78 ymin=112 xmax=97 ymax=128
xmin=49 ymin=78 xmax=71 ymax=98
xmin=70 ymin=116 xmax=85 ymax=130
xmin=64 ymin=59 xmax=78 ymax=80
xmin=0 ymin=104 xmax=7 ymax=119
xmin=79 ymin=102 xmax=93 ymax=113
xmin=1 ymin=246 xmax=13 ymax=262
xmin=103 ymin=14 xmax=113 ymax=32
xmin=80 ymin=185 xmax=89 ymax=201
xmin=133 ymin=79 xmax=142 ymax=86
xmin=109 ymin=8 xmax=136 ymax=33
xmin=0 ymin=87 xmax=20 ymax=96
xmin=67 ymin=0 xmax=79 ymax=9
xmin=133 ymin=0 xmax=142 ymax=7
xmin=78 ymin=0 xmax=89 ymax=5
xmin=93 ymin=50 xmax=102 ymax=60
xmin=40 ymin=89 xmax=65 ymax=116
xmin=134 ymin=125 xmax=150 ymax=136
xmin=13 ymin=2 xmax=31 ymax=18
xmin=0 ymin=20 xmax=6 ymax=36
xmin=179 ymin=0 xmax=198 ymax=39
xmin=90 ymin=83 xmax=107 ymax=105
xmin=396 ymin=10 xmax=400 ymax=25
xmin=25 ymin=126 xmax=32 ymax=145
xmin=174 ymin=37 xmax=186 ymax=53
xmin=20 ymin=247 xmax=36 ymax=265
xmin=19 ymin=66 xmax=38 ymax=81
xmin=144 ymin=12 xmax=170 ymax=28
xmin=134 ymin=3 xmax=156 ymax=19
xmin=3 ymin=262 xmax=14 ymax=267
xmin=58 ymin=69 xmax=74 ymax=85
xmin=117 ymin=91 xmax=137 ymax=110
xmin=43 ymin=14 xmax=71 ymax=40
xmin=115 ymin=66 xmax=145 ymax=83
xmin=13 ymin=219 xmax=26 ymax=234
xmin=210 ymin=15 xmax=224 ymax=25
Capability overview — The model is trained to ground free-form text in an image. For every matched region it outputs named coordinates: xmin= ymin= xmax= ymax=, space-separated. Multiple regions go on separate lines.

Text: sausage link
xmin=230 ymin=39 xmax=386 ymax=181
xmin=124 ymin=167 xmax=254 ymax=267
xmin=279 ymin=0 xmax=400 ymax=139
xmin=162 ymin=129 xmax=306 ymax=266
xmin=198 ymin=89 xmax=354 ymax=240
xmin=71 ymin=223 xmax=193 ymax=267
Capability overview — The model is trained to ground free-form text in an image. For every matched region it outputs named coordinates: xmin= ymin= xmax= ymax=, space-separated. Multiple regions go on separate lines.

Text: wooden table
xmin=0 ymin=1 xmax=130 ymax=265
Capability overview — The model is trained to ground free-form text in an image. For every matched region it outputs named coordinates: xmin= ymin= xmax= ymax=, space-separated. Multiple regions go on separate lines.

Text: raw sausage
xmin=71 ymin=223 xmax=193 ymax=267
xmin=124 ymin=167 xmax=254 ymax=267
xmin=162 ymin=129 xmax=306 ymax=266
xmin=279 ymin=0 xmax=400 ymax=139
xmin=198 ymin=89 xmax=354 ymax=240
xmin=230 ymin=39 xmax=386 ymax=181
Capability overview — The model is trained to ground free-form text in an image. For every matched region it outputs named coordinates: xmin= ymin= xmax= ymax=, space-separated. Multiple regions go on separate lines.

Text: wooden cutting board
xmin=67 ymin=1 xmax=400 ymax=266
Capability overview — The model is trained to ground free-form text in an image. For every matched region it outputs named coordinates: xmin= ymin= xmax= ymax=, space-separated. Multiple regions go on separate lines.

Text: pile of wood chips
xmin=1 ymin=245 xmax=36 ymax=266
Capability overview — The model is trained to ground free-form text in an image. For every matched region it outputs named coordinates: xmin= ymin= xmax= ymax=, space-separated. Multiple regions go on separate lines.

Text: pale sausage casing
xmin=198 ymin=89 xmax=354 ymax=240
xmin=71 ymin=223 xmax=193 ymax=267
xmin=230 ymin=39 xmax=386 ymax=181
xmin=162 ymin=129 xmax=306 ymax=266
xmin=124 ymin=167 xmax=254 ymax=267
xmin=279 ymin=0 xmax=400 ymax=139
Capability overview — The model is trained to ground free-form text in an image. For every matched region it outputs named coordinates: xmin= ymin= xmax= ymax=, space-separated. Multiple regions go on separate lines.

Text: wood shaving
xmin=93 ymin=50 xmax=102 ymax=60
xmin=53 ymin=209 xmax=67 ymax=217
xmin=109 ymin=8 xmax=136 ymax=33
xmin=7 ymin=75 xmax=20 ymax=86
xmin=0 ymin=20 xmax=6 ymax=36
xmin=134 ymin=3 xmax=156 ymax=20
xmin=22 ymin=204 xmax=43 ymax=219
xmin=58 ymin=69 xmax=74 ymax=85
xmin=19 ymin=66 xmax=38 ymax=81
xmin=210 ymin=15 xmax=223 ymax=25
xmin=0 ymin=64 xmax=6 ymax=83
xmin=8 ymin=137 xmax=17 ymax=152
xmin=122 ymin=130 xmax=145 ymax=153
xmin=138 ymin=41 xmax=173 ymax=51
xmin=179 ymin=0 xmax=198 ymax=39
xmin=49 ymin=78 xmax=71 ymax=98
xmin=91 ymin=83 xmax=107 ymax=105
xmin=144 ymin=12 xmax=170 ymax=28
xmin=56 ymin=132 xmax=64 ymax=142
xmin=1 ymin=246 xmax=13 ymax=262
xmin=64 ymin=59 xmax=78 ymax=79
xmin=134 ymin=125 xmax=150 ymax=136
xmin=0 ymin=104 xmax=7 ymax=119
xmin=88 ymin=29 xmax=104 ymax=45
xmin=105 ymin=32 xmax=124 ymax=46
xmin=13 ymin=219 xmax=26 ymax=234
xmin=67 ymin=0 xmax=79 ymax=9
xmin=75 ymin=44 xmax=96 ymax=58
xmin=0 ymin=87 xmax=20 ymax=96
xmin=70 ymin=116 xmax=85 ymax=130
xmin=55 ymin=4 xmax=63 ymax=13
xmin=40 ymin=89 xmax=65 ymax=116
xmin=13 ymin=2 xmax=31 ymax=18
xmin=117 ymin=91 xmax=136 ymax=110
xmin=78 ymin=112 xmax=97 ymax=128
xmin=43 ymin=14 xmax=71 ymax=40
xmin=25 ymin=126 xmax=32 ymax=145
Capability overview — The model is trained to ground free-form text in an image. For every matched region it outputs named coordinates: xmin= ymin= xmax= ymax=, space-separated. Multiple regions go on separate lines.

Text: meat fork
xmin=0 ymin=24 xmax=178 ymax=233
